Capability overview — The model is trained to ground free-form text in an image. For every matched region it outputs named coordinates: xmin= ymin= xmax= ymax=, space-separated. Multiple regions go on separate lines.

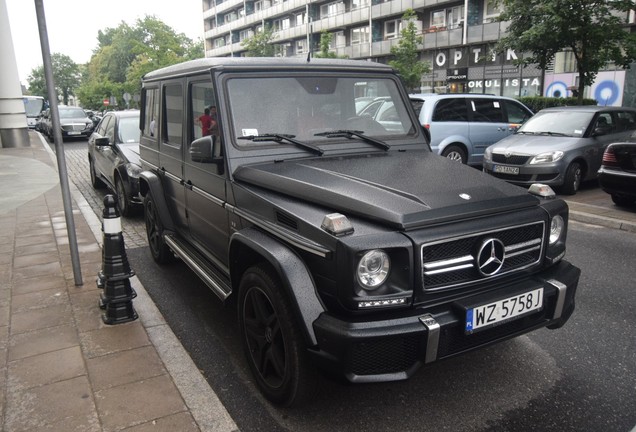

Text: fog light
xmin=359 ymin=298 xmax=406 ymax=308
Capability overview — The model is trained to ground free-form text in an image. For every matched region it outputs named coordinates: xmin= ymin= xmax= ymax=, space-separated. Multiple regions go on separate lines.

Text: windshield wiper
xmin=238 ymin=133 xmax=323 ymax=155
xmin=515 ymin=130 xmax=535 ymax=135
xmin=313 ymin=130 xmax=390 ymax=151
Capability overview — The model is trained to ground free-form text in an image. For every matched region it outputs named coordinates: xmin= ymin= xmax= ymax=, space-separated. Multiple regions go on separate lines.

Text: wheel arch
xmin=230 ymin=227 xmax=325 ymax=346
xmin=139 ymin=171 xmax=175 ymax=231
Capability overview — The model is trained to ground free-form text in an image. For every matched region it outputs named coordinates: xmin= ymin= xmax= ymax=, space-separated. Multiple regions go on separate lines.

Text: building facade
xmin=202 ymin=0 xmax=636 ymax=106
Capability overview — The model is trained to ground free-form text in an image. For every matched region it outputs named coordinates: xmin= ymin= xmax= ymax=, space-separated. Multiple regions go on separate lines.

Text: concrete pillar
xmin=0 ymin=0 xmax=29 ymax=148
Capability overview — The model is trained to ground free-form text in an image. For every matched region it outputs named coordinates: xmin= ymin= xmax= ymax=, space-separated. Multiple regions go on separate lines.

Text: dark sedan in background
xmin=598 ymin=131 xmax=636 ymax=207
xmin=88 ymin=110 xmax=142 ymax=216
xmin=42 ymin=105 xmax=95 ymax=140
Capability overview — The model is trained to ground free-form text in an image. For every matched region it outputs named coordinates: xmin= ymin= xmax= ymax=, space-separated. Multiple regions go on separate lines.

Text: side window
xmin=615 ymin=111 xmax=636 ymax=132
xmin=432 ymin=98 xmax=468 ymax=121
xmin=163 ymin=84 xmax=184 ymax=146
xmin=96 ymin=116 xmax=111 ymax=136
xmin=595 ymin=112 xmax=614 ymax=132
xmin=503 ymin=100 xmax=532 ymax=124
xmin=142 ymin=88 xmax=160 ymax=137
xmin=470 ymin=99 xmax=506 ymax=122
xmin=188 ymin=81 xmax=222 ymax=168
xmin=104 ymin=117 xmax=116 ymax=143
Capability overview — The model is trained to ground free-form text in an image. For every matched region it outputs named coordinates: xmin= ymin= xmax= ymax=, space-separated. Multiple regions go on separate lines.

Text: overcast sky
xmin=5 ymin=0 xmax=204 ymax=86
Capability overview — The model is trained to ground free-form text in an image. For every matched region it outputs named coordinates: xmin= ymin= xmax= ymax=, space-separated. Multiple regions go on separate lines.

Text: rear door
xmin=159 ymin=80 xmax=188 ymax=231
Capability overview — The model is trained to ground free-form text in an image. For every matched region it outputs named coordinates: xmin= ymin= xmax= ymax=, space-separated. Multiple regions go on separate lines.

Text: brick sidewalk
xmin=0 ymin=133 xmax=237 ymax=432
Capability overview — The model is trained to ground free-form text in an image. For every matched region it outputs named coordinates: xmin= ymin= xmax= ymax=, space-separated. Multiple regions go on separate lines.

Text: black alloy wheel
xmin=143 ymin=194 xmax=172 ymax=264
xmin=238 ymin=265 xmax=315 ymax=407
xmin=561 ymin=162 xmax=582 ymax=195
xmin=115 ymin=176 xmax=130 ymax=217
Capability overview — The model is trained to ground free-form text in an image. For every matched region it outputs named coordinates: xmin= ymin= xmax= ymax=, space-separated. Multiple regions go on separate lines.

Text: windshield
xmin=118 ymin=116 xmax=140 ymax=143
xmin=59 ymin=107 xmax=87 ymax=119
xmin=518 ymin=110 xmax=595 ymax=137
xmin=23 ymin=97 xmax=45 ymax=117
xmin=227 ymin=75 xmax=416 ymax=148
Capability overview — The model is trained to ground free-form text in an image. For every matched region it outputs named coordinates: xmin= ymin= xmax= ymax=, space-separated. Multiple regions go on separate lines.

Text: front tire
xmin=561 ymin=162 xmax=582 ymax=195
xmin=239 ymin=265 xmax=316 ymax=407
xmin=143 ymin=193 xmax=172 ymax=264
xmin=115 ymin=176 xmax=131 ymax=217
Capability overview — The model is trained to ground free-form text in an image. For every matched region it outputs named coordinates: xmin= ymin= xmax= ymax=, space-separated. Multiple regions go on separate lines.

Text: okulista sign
xmin=469 ymin=78 xmax=541 ymax=89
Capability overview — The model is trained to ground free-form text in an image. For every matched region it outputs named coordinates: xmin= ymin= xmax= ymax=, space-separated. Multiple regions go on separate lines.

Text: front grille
xmin=62 ymin=124 xmax=86 ymax=132
xmin=492 ymin=154 xmax=531 ymax=165
xmin=421 ymin=222 xmax=544 ymax=291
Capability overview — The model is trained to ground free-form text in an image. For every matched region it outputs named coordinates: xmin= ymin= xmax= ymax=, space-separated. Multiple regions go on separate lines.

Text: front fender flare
xmin=230 ymin=227 xmax=325 ymax=346
xmin=139 ymin=171 xmax=174 ymax=232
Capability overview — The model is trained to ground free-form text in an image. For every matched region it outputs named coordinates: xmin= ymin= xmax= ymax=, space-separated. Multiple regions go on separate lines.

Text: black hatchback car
xmin=598 ymin=131 xmax=636 ymax=207
xmin=88 ymin=110 xmax=142 ymax=216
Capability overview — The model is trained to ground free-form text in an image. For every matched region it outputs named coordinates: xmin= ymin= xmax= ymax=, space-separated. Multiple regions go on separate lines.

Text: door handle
xmin=185 ymin=180 xmax=193 ymax=190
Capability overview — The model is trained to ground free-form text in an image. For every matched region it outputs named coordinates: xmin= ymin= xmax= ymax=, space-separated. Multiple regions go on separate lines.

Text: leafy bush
xmin=518 ymin=97 xmax=598 ymax=113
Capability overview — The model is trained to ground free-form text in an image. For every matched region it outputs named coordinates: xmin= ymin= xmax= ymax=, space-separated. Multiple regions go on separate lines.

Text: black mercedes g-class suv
xmin=138 ymin=58 xmax=580 ymax=407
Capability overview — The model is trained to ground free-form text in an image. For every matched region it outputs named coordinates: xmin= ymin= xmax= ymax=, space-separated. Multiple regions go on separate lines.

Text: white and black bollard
xmin=98 ymin=194 xmax=138 ymax=324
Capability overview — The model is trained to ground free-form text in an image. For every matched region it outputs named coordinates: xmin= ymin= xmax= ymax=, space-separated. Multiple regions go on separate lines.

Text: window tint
xmin=143 ymin=88 xmax=159 ymax=137
xmin=432 ymin=98 xmax=467 ymax=121
xmin=104 ymin=116 xmax=115 ymax=143
xmin=503 ymin=100 xmax=532 ymax=124
xmin=615 ymin=111 xmax=636 ymax=132
xmin=163 ymin=84 xmax=183 ymax=145
xmin=595 ymin=113 xmax=614 ymax=131
xmin=96 ymin=116 xmax=111 ymax=136
xmin=470 ymin=99 xmax=505 ymax=122
xmin=189 ymin=81 xmax=222 ymax=167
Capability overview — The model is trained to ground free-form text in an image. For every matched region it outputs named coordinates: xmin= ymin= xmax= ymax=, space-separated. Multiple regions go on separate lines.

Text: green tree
xmin=26 ymin=53 xmax=81 ymax=105
xmin=388 ymin=10 xmax=430 ymax=92
xmin=314 ymin=30 xmax=348 ymax=59
xmin=497 ymin=0 xmax=636 ymax=105
xmin=79 ymin=15 xmax=204 ymax=109
xmin=241 ymin=26 xmax=276 ymax=57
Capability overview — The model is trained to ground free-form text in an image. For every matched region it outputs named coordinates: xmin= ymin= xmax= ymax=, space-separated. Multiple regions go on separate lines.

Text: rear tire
xmin=239 ymin=265 xmax=316 ymax=407
xmin=442 ymin=145 xmax=467 ymax=164
xmin=561 ymin=162 xmax=582 ymax=195
xmin=143 ymin=193 xmax=173 ymax=264
xmin=115 ymin=176 xmax=131 ymax=217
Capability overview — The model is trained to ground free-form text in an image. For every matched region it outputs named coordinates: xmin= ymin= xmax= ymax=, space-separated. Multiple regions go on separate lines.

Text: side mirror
xmin=190 ymin=136 xmax=223 ymax=164
xmin=95 ymin=136 xmax=110 ymax=146
xmin=593 ymin=126 xmax=611 ymax=136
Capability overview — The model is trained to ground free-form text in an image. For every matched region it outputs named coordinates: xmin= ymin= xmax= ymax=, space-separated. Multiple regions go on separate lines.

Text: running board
xmin=164 ymin=234 xmax=232 ymax=301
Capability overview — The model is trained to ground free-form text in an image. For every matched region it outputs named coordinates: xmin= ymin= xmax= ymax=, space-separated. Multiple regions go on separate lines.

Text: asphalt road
xmin=60 ymin=138 xmax=636 ymax=432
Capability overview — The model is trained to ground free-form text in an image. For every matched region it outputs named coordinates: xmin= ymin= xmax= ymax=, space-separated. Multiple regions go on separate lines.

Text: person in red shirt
xmin=195 ymin=108 xmax=213 ymax=136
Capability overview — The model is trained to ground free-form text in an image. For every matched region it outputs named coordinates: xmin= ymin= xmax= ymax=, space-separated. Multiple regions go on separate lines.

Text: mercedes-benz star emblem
xmin=476 ymin=238 xmax=505 ymax=276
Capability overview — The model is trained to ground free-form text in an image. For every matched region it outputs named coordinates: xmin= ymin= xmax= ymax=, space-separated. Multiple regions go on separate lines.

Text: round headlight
xmin=357 ymin=250 xmax=390 ymax=290
xmin=549 ymin=215 xmax=564 ymax=244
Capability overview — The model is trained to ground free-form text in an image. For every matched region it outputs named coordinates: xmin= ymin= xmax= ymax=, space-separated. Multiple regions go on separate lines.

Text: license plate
xmin=68 ymin=131 xmax=80 ymax=135
xmin=494 ymin=165 xmax=519 ymax=175
xmin=465 ymin=288 xmax=543 ymax=333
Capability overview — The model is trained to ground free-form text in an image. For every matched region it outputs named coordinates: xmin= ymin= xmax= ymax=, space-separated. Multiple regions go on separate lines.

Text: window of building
xmin=431 ymin=10 xmax=445 ymax=27
xmin=333 ymin=30 xmax=346 ymax=47
xmin=384 ymin=19 xmax=401 ymax=39
xmin=320 ymin=1 xmax=344 ymax=18
xmin=484 ymin=0 xmax=502 ymax=21
xmin=214 ymin=38 xmax=225 ymax=48
xmin=295 ymin=12 xmax=307 ymax=27
xmin=554 ymin=51 xmax=577 ymax=74
xmin=447 ymin=6 xmax=463 ymax=28
xmin=352 ymin=0 xmax=369 ymax=10
xmin=224 ymin=11 xmax=237 ymax=24
xmin=296 ymin=39 xmax=307 ymax=54
xmin=240 ymin=29 xmax=254 ymax=40
xmin=351 ymin=26 xmax=370 ymax=45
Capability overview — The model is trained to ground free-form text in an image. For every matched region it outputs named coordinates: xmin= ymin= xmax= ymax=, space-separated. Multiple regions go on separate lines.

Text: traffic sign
xmin=103 ymin=99 xmax=110 ymax=106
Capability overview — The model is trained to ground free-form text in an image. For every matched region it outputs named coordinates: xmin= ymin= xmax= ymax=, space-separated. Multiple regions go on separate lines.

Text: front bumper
xmin=483 ymin=160 xmax=565 ymax=187
xmin=311 ymin=260 xmax=580 ymax=383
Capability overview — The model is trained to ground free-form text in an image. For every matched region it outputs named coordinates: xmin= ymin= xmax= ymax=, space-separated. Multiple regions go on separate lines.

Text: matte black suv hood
xmin=234 ymin=150 xmax=539 ymax=229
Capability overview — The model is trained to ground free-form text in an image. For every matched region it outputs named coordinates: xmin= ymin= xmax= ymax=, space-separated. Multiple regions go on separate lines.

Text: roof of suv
xmin=143 ymin=57 xmax=395 ymax=81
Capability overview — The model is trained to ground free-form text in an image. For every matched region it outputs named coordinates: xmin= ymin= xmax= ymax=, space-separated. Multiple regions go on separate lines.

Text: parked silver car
xmin=483 ymin=106 xmax=636 ymax=194
xmin=409 ymin=93 xmax=533 ymax=166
